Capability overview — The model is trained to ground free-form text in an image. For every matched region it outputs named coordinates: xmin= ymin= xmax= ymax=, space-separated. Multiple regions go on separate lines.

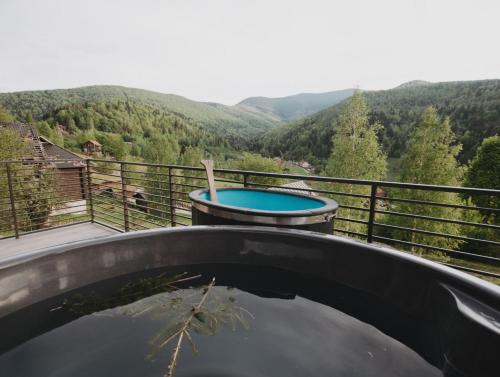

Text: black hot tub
xmin=0 ymin=227 xmax=499 ymax=377
xmin=189 ymin=187 xmax=338 ymax=233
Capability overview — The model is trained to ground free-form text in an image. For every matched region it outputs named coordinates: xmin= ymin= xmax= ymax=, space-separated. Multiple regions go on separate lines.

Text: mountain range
xmin=1 ymin=80 xmax=499 ymax=165
xmin=0 ymin=86 xmax=352 ymax=140
xmin=258 ymin=79 xmax=500 ymax=165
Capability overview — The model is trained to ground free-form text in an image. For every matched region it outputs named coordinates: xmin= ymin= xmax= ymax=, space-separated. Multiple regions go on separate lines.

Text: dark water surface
xmin=0 ymin=264 xmax=441 ymax=377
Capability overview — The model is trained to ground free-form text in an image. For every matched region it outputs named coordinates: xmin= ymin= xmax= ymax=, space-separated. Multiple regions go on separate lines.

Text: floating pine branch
xmin=165 ymin=277 xmax=215 ymax=377
xmin=58 ymin=273 xmax=253 ymax=377
xmin=58 ymin=272 xmax=201 ymax=315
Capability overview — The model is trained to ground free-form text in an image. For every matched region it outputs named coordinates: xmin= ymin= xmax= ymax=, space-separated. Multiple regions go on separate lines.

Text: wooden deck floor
xmin=0 ymin=223 xmax=118 ymax=259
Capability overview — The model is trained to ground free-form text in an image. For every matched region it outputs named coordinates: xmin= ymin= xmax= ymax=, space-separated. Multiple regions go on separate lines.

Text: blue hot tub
xmin=189 ymin=188 xmax=338 ymax=233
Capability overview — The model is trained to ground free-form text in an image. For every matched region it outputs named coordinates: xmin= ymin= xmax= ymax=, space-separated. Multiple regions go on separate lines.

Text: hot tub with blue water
xmin=189 ymin=188 xmax=338 ymax=233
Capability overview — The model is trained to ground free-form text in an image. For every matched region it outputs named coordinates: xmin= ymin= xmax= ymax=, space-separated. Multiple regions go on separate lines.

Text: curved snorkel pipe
xmin=200 ymin=159 xmax=218 ymax=203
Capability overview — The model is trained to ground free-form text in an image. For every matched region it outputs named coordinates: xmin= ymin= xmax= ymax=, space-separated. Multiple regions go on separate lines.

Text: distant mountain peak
xmin=395 ymin=80 xmax=432 ymax=89
xmin=237 ymin=89 xmax=355 ymax=122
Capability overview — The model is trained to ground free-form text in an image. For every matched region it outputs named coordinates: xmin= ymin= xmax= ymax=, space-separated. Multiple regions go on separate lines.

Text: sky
xmin=1 ymin=0 xmax=499 ymax=104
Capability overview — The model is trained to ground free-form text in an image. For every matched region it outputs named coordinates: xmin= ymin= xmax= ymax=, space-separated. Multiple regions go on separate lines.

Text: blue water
xmin=200 ymin=189 xmax=325 ymax=211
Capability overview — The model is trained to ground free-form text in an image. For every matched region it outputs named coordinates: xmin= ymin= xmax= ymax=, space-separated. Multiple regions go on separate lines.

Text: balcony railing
xmin=1 ymin=158 xmax=499 ymax=283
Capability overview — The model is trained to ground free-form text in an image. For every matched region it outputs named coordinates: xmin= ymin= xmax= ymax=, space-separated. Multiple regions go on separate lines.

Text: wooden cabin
xmin=82 ymin=140 xmax=102 ymax=155
xmin=0 ymin=122 xmax=86 ymax=201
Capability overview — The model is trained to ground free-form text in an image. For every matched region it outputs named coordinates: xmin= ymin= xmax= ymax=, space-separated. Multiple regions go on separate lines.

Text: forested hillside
xmin=48 ymin=101 xmax=230 ymax=159
xmin=2 ymin=80 xmax=500 ymax=169
xmin=0 ymin=85 xmax=281 ymax=142
xmin=238 ymin=89 xmax=354 ymax=121
xmin=258 ymin=80 xmax=500 ymax=165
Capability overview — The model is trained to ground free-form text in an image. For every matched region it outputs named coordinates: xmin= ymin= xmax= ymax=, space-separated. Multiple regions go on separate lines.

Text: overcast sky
xmin=1 ymin=0 xmax=499 ymax=104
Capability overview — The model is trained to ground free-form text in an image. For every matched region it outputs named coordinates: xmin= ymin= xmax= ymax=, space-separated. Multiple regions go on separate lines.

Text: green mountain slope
xmin=258 ymin=80 xmax=500 ymax=165
xmin=237 ymin=89 xmax=354 ymax=122
xmin=395 ymin=80 xmax=432 ymax=89
xmin=0 ymin=85 xmax=281 ymax=141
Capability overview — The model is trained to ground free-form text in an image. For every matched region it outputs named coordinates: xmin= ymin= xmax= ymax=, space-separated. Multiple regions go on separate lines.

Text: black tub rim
xmin=0 ymin=225 xmax=497 ymax=293
xmin=189 ymin=187 xmax=338 ymax=225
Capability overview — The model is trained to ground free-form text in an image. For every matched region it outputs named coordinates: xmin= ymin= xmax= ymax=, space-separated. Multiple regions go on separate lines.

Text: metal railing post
xmin=367 ymin=184 xmax=378 ymax=243
xmin=86 ymin=159 xmax=94 ymax=222
xmin=243 ymin=173 xmax=249 ymax=188
xmin=120 ymin=162 xmax=130 ymax=232
xmin=168 ymin=167 xmax=175 ymax=226
xmin=6 ymin=162 xmax=19 ymax=239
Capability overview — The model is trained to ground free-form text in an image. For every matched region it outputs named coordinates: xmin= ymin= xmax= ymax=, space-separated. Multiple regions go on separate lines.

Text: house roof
xmin=0 ymin=122 xmax=47 ymax=160
xmin=2 ymin=122 xmax=35 ymax=138
xmin=42 ymin=141 xmax=82 ymax=161
xmin=0 ymin=122 xmax=84 ymax=167
xmin=270 ymin=180 xmax=317 ymax=196
xmin=85 ymin=140 xmax=102 ymax=146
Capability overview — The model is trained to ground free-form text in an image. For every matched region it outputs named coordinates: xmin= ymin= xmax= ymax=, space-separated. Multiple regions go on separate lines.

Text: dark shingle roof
xmin=1 ymin=122 xmax=84 ymax=167
xmin=42 ymin=142 xmax=81 ymax=160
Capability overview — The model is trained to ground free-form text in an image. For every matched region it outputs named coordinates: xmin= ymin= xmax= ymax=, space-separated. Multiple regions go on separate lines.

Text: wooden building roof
xmin=270 ymin=180 xmax=317 ymax=196
xmin=0 ymin=122 xmax=84 ymax=167
xmin=84 ymin=140 xmax=102 ymax=146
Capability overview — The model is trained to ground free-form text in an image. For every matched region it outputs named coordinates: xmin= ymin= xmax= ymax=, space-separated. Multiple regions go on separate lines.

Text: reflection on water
xmin=0 ymin=265 xmax=442 ymax=377
xmin=59 ymin=273 xmax=254 ymax=376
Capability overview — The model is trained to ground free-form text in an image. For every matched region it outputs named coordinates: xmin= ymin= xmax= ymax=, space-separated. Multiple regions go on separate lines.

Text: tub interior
xmin=0 ymin=264 xmax=441 ymax=377
xmin=200 ymin=189 xmax=325 ymax=211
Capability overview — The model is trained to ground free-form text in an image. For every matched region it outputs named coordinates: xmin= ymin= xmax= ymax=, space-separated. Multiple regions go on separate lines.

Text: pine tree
xmin=323 ymin=91 xmax=387 ymax=236
xmin=461 ymin=135 xmax=500 ymax=257
xmin=389 ymin=107 xmax=464 ymax=258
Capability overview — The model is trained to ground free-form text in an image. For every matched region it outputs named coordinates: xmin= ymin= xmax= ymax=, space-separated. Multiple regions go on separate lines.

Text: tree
xmin=179 ymin=146 xmax=204 ymax=167
xmin=323 ymin=91 xmax=387 ymax=235
xmin=461 ymin=135 xmax=500 ymax=257
xmin=36 ymin=121 xmax=64 ymax=146
xmin=388 ymin=107 xmax=464 ymax=258
xmin=37 ymin=121 xmax=52 ymax=138
xmin=141 ymin=135 xmax=181 ymax=225
xmin=67 ymin=118 xmax=78 ymax=133
xmin=51 ymin=126 xmax=65 ymax=147
xmin=232 ymin=152 xmax=284 ymax=186
xmin=0 ymin=129 xmax=28 ymax=235
xmin=142 ymin=134 xmax=180 ymax=164
xmin=82 ymin=115 xmax=95 ymax=131
xmin=96 ymin=133 xmax=128 ymax=161
xmin=463 ymin=135 xmax=500 ymax=209
xmin=0 ymin=128 xmax=29 ymax=161
xmin=178 ymin=146 xmax=205 ymax=193
xmin=25 ymin=112 xmax=33 ymax=123
xmin=171 ymin=147 xmax=206 ymax=215
xmin=0 ymin=129 xmax=56 ymax=234
xmin=0 ymin=105 xmax=14 ymax=123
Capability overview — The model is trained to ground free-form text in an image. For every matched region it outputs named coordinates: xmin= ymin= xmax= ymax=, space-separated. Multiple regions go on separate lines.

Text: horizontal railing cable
xmin=1 ymin=158 xmax=498 ymax=281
